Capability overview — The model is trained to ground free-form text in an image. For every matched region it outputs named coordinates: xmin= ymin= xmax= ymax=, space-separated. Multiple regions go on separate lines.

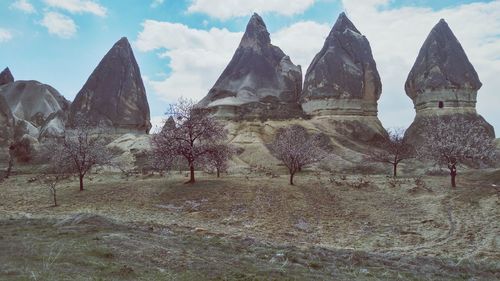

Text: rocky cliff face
xmin=69 ymin=37 xmax=151 ymax=133
xmin=198 ymin=13 xmax=303 ymax=120
xmin=405 ymin=19 xmax=494 ymax=142
xmin=302 ymin=13 xmax=381 ymax=117
xmin=0 ymin=67 xmax=14 ymax=86
xmin=0 ymin=80 xmax=70 ymax=140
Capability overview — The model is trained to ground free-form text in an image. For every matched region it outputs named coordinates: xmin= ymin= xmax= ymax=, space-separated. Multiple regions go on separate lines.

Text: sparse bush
xmin=12 ymin=137 xmax=33 ymax=163
xmin=348 ymin=177 xmax=373 ymax=189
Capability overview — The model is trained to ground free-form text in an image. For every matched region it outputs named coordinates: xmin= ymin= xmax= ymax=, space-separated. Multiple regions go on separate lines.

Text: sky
xmin=0 ymin=0 xmax=499 ymax=133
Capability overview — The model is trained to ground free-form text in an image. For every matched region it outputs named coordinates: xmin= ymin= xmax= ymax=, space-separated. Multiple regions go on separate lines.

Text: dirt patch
xmin=0 ymin=170 xmax=499 ymax=279
xmin=1 ymin=217 xmax=498 ymax=281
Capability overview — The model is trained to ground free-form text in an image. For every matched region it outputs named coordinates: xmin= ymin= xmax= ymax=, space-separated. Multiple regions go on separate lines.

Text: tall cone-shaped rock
xmin=69 ymin=37 xmax=151 ymax=133
xmin=405 ymin=19 xmax=481 ymax=99
xmin=198 ymin=13 xmax=303 ymax=120
xmin=300 ymin=13 xmax=385 ymax=143
xmin=0 ymin=67 xmax=14 ymax=86
xmin=405 ymin=19 xmax=494 ymax=143
xmin=302 ymin=12 xmax=381 ymax=117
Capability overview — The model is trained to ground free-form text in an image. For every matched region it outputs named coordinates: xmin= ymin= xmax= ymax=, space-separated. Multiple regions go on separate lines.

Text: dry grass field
xmin=0 ymin=169 xmax=499 ymax=280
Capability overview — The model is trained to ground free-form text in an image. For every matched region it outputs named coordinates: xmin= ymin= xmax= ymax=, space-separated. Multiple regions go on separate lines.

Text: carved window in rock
xmin=438 ymin=101 xmax=444 ymax=108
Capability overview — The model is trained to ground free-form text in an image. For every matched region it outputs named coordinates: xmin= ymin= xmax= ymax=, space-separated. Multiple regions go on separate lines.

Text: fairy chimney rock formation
xmin=69 ymin=37 xmax=151 ymax=133
xmin=405 ymin=19 xmax=483 ymax=115
xmin=301 ymin=12 xmax=382 ymax=117
xmin=0 ymin=67 xmax=14 ymax=86
xmin=198 ymin=13 xmax=303 ymax=120
xmin=405 ymin=19 xmax=494 ymax=141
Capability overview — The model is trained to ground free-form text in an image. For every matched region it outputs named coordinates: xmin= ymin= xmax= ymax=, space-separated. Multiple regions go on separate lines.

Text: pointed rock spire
xmin=240 ymin=13 xmax=271 ymax=47
xmin=302 ymin=12 xmax=381 ymax=116
xmin=69 ymin=37 xmax=151 ymax=133
xmin=330 ymin=12 xmax=360 ymax=35
xmin=405 ymin=19 xmax=481 ymax=99
xmin=0 ymin=67 xmax=14 ymax=86
xmin=198 ymin=13 xmax=303 ymax=120
xmin=161 ymin=116 xmax=176 ymax=132
xmin=404 ymin=19 xmax=494 ymax=145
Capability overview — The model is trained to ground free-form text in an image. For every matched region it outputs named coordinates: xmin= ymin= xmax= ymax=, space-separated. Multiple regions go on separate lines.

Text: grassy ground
xmin=0 ymin=170 xmax=499 ymax=280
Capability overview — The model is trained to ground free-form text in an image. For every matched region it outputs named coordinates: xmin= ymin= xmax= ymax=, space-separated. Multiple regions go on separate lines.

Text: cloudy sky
xmin=0 ymin=0 xmax=499 ymax=133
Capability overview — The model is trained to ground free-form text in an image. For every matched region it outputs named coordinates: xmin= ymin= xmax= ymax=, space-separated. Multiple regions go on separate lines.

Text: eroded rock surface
xmin=198 ymin=13 xmax=303 ymax=120
xmin=0 ymin=67 xmax=14 ymax=86
xmin=0 ymin=80 xmax=70 ymax=140
xmin=405 ymin=19 xmax=494 ymax=142
xmin=69 ymin=37 xmax=151 ymax=133
xmin=301 ymin=13 xmax=381 ymax=117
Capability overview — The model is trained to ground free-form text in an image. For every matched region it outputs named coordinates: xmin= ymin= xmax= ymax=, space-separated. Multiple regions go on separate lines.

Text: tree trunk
xmin=449 ymin=164 xmax=457 ymax=188
xmin=52 ymin=188 xmax=57 ymax=207
xmin=289 ymin=172 xmax=295 ymax=185
xmin=79 ymin=175 xmax=84 ymax=191
xmin=393 ymin=163 xmax=397 ymax=178
xmin=216 ymin=168 xmax=220 ymax=178
xmin=5 ymin=147 xmax=14 ymax=179
xmin=185 ymin=163 xmax=195 ymax=184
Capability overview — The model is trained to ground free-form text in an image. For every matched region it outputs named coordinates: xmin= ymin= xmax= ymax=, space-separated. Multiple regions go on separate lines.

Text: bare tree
xmin=37 ymin=141 xmax=73 ymax=206
xmin=151 ymin=98 xmax=226 ymax=184
xmin=366 ymin=128 xmax=415 ymax=177
xmin=60 ymin=116 xmax=112 ymax=191
xmin=269 ymin=125 xmax=327 ymax=185
xmin=204 ymin=143 xmax=234 ymax=178
xmin=417 ymin=115 xmax=496 ymax=187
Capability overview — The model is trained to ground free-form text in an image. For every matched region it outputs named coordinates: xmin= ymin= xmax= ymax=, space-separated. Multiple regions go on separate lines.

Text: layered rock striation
xmin=0 ymin=80 xmax=70 ymax=140
xmin=198 ymin=13 xmax=303 ymax=120
xmin=69 ymin=37 xmax=151 ymax=133
xmin=301 ymin=13 xmax=381 ymax=117
xmin=300 ymin=13 xmax=386 ymax=143
xmin=405 ymin=19 xmax=494 ymax=142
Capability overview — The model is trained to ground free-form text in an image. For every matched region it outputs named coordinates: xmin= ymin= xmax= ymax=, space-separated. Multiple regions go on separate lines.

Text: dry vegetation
xmin=0 ymin=169 xmax=499 ymax=280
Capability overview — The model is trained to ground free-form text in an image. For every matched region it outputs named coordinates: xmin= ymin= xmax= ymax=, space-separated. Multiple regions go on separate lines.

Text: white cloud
xmin=135 ymin=19 xmax=333 ymax=103
xmin=43 ymin=0 xmax=107 ymax=17
xmin=10 ymin=0 xmax=36 ymax=14
xmin=341 ymin=0 xmax=500 ymax=131
xmin=150 ymin=0 xmax=164 ymax=8
xmin=187 ymin=0 xmax=316 ymax=20
xmin=0 ymin=28 xmax=13 ymax=43
xmin=136 ymin=20 xmax=242 ymax=102
xmin=40 ymin=11 xmax=77 ymax=39
xmin=273 ymin=21 xmax=331 ymax=72
xmin=138 ymin=1 xmax=500 ymax=133
xmin=150 ymin=115 xmax=166 ymax=133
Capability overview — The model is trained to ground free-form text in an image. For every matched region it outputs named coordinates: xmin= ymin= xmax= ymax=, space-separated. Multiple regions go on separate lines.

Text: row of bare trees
xmin=3 ymin=99 xmax=494 ymax=208
xmin=366 ymin=116 xmax=495 ymax=187
xmin=150 ymin=99 xmax=496 ymax=188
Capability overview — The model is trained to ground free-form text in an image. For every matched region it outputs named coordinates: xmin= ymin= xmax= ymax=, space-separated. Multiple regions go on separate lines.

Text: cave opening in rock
xmin=438 ymin=101 xmax=444 ymax=108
